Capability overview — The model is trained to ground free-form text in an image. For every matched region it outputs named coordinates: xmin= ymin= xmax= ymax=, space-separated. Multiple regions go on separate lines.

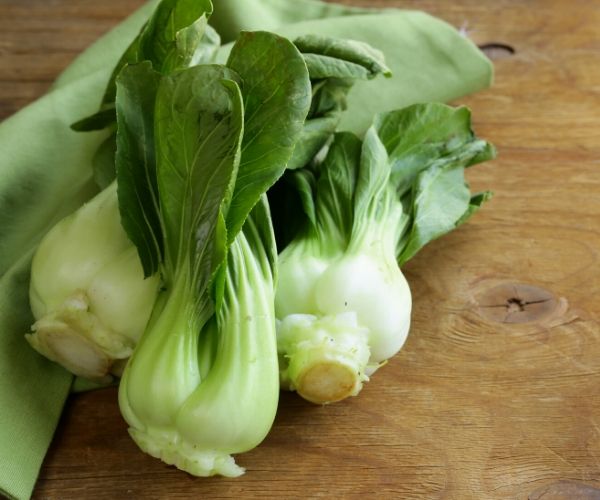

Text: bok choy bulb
xmin=274 ymin=103 xmax=495 ymax=404
xmin=275 ymin=134 xmax=411 ymax=404
xmin=26 ymin=182 xmax=160 ymax=381
xmin=117 ymin=30 xmax=311 ymax=476
xmin=120 ymin=199 xmax=279 ymax=477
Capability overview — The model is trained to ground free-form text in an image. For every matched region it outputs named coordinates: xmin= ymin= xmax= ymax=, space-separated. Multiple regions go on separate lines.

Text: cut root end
xmin=26 ymin=326 xmax=113 ymax=381
xmin=296 ymin=361 xmax=362 ymax=404
xmin=25 ymin=290 xmax=133 ymax=381
xmin=129 ymin=427 xmax=245 ymax=478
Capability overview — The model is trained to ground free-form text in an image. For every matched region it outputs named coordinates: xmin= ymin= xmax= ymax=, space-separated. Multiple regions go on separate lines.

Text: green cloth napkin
xmin=0 ymin=1 xmax=492 ymax=498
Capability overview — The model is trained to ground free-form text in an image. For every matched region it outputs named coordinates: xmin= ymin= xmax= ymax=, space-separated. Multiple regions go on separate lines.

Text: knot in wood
xmin=475 ymin=283 xmax=559 ymax=324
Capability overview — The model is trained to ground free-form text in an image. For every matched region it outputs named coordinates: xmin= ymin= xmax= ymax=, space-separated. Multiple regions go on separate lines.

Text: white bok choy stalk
xmin=273 ymin=103 xmax=495 ymax=404
xmin=117 ymin=32 xmax=311 ymax=475
xmin=25 ymin=182 xmax=160 ymax=381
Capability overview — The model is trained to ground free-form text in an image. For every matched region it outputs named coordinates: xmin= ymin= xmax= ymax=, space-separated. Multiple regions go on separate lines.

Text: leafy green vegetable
xmin=118 ymin=64 xmax=246 ymax=475
xmin=287 ymin=35 xmax=391 ymax=170
xmin=274 ymin=103 xmax=494 ymax=404
xmin=118 ymin=31 xmax=312 ymax=475
xmin=370 ymin=105 xmax=495 ymax=263
xmin=21 ymin=0 xmax=227 ymax=381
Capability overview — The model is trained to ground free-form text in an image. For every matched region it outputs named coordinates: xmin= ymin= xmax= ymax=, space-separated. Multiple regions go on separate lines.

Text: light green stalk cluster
xmin=120 ymin=201 xmax=279 ymax=476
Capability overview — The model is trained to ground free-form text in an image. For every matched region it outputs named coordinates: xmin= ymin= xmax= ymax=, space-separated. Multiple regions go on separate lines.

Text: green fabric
xmin=0 ymin=72 xmax=110 ymax=500
xmin=215 ymin=11 xmax=493 ymax=134
xmin=0 ymin=1 xmax=492 ymax=498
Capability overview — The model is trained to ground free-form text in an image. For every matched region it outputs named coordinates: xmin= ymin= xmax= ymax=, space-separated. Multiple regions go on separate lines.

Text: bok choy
xmin=274 ymin=103 xmax=495 ymax=404
xmin=25 ymin=183 xmax=159 ymax=381
xmin=24 ymin=0 xmax=221 ymax=379
xmin=117 ymin=31 xmax=311 ymax=475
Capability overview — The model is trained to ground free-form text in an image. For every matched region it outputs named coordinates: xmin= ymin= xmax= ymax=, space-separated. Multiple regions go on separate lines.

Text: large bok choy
xmin=273 ymin=103 xmax=495 ymax=404
xmin=118 ymin=31 xmax=311 ymax=475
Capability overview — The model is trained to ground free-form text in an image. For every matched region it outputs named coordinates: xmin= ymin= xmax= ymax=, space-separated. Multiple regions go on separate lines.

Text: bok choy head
xmin=118 ymin=31 xmax=311 ymax=476
xmin=274 ymin=103 xmax=495 ymax=404
xmin=24 ymin=0 xmax=220 ymax=380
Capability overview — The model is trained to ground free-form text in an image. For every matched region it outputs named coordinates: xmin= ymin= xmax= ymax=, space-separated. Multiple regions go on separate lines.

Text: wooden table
xmin=2 ymin=0 xmax=600 ymax=498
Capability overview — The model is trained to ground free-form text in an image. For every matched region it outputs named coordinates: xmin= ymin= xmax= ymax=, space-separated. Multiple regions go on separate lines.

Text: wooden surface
xmin=2 ymin=0 xmax=600 ymax=498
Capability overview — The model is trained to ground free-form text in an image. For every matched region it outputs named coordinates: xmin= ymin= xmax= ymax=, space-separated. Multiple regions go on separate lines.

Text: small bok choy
xmin=25 ymin=183 xmax=160 ymax=381
xmin=274 ymin=103 xmax=495 ymax=404
xmin=24 ymin=0 xmax=220 ymax=380
xmin=117 ymin=31 xmax=311 ymax=475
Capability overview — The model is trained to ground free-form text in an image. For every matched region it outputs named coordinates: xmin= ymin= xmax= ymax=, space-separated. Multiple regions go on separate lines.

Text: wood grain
xmin=2 ymin=0 xmax=600 ymax=498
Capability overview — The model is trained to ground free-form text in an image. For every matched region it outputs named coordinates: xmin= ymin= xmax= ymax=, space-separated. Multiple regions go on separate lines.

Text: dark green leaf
xmin=137 ymin=0 xmax=214 ymax=74
xmin=302 ymin=53 xmax=371 ymax=80
xmin=308 ymin=78 xmax=352 ymax=117
xmin=294 ymin=35 xmax=391 ymax=78
xmin=287 ymin=114 xmax=340 ymax=170
xmin=374 ymin=104 xmax=495 ymax=195
xmin=129 ymin=0 xmax=214 ymax=78
xmin=155 ymin=65 xmax=244 ymax=286
xmin=115 ymin=62 xmax=162 ymax=277
xmin=225 ymin=31 xmax=311 ymax=242
xmin=397 ymin=163 xmax=471 ymax=265
xmin=92 ymin=133 xmax=117 ymax=189
xmin=70 ymin=107 xmax=116 ymax=132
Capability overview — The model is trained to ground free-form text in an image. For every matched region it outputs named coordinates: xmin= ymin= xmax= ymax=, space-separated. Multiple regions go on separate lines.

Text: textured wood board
xmin=1 ymin=0 xmax=599 ymax=498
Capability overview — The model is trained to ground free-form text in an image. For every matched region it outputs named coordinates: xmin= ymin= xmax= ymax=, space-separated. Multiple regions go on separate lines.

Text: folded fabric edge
xmin=52 ymin=1 xmax=157 ymax=90
xmin=416 ymin=10 xmax=494 ymax=84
